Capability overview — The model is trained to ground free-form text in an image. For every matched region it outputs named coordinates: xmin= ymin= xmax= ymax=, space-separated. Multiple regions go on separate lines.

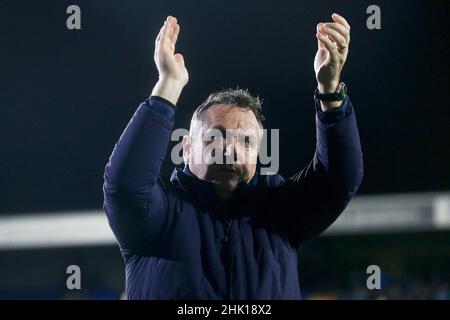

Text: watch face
xmin=335 ymin=83 xmax=347 ymax=100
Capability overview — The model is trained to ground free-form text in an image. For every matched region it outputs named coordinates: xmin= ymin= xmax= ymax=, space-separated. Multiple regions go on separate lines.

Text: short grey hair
xmin=190 ymin=88 xmax=265 ymax=131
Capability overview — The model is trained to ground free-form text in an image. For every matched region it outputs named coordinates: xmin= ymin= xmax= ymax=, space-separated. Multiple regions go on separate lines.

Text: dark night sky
xmin=0 ymin=0 xmax=449 ymax=215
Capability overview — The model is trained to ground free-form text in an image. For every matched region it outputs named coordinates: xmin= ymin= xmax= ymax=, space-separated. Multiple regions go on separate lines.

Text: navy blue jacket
xmin=103 ymin=95 xmax=363 ymax=299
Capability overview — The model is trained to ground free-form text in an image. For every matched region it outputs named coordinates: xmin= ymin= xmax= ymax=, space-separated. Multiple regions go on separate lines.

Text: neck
xmin=214 ymin=185 xmax=234 ymax=203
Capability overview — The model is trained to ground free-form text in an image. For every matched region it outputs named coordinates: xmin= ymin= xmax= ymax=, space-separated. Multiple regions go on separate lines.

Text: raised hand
xmin=152 ymin=16 xmax=188 ymax=105
xmin=314 ymin=13 xmax=351 ymax=95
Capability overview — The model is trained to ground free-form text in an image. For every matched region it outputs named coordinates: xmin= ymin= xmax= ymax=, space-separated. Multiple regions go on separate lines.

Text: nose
xmin=223 ymin=136 xmax=237 ymax=164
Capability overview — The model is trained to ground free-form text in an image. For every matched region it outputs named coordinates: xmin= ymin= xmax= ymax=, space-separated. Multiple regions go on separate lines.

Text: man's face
xmin=183 ymin=104 xmax=262 ymax=193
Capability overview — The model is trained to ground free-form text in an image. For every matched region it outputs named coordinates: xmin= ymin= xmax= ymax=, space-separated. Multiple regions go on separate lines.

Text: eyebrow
xmin=202 ymin=124 xmax=259 ymax=139
xmin=202 ymin=126 xmax=226 ymax=139
xmin=207 ymin=125 xmax=225 ymax=132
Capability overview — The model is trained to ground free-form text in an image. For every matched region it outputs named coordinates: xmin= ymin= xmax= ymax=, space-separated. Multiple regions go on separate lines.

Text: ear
xmin=182 ymin=135 xmax=191 ymax=163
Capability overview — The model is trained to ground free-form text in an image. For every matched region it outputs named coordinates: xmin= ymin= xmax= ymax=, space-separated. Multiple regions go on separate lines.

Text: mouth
xmin=217 ymin=166 xmax=239 ymax=175
xmin=220 ymin=165 xmax=237 ymax=171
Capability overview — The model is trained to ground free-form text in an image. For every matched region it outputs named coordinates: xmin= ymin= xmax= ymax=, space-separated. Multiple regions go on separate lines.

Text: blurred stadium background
xmin=1 ymin=193 xmax=449 ymax=299
xmin=1 ymin=0 xmax=449 ymax=299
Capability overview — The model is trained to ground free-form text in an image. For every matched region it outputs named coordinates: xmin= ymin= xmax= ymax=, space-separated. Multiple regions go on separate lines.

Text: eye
xmin=203 ymin=133 xmax=221 ymax=143
xmin=244 ymin=136 xmax=255 ymax=148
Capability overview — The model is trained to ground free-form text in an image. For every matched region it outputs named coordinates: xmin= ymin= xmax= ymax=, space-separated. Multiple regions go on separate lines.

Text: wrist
xmin=317 ymin=81 xmax=340 ymax=94
xmin=316 ymin=81 xmax=346 ymax=111
xmin=151 ymin=77 xmax=185 ymax=106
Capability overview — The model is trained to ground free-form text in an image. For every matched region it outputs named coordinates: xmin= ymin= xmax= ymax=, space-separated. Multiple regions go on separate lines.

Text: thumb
xmin=174 ymin=53 xmax=185 ymax=66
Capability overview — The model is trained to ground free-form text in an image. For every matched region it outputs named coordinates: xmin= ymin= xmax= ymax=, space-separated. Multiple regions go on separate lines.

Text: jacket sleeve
xmin=261 ymin=97 xmax=364 ymax=247
xmin=102 ymin=96 xmax=176 ymax=254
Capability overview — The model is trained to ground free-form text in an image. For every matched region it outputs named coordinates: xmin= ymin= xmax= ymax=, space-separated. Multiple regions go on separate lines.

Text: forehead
xmin=197 ymin=104 xmax=260 ymax=131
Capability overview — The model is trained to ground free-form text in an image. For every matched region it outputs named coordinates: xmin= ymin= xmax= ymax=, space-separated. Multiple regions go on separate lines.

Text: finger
xmin=323 ymin=22 xmax=350 ymax=44
xmin=319 ymin=25 xmax=347 ymax=50
xmin=159 ymin=20 xmax=177 ymax=55
xmin=155 ymin=17 xmax=169 ymax=45
xmin=169 ymin=16 xmax=177 ymax=24
xmin=155 ymin=18 xmax=173 ymax=59
xmin=316 ymin=23 xmax=325 ymax=49
xmin=316 ymin=33 xmax=339 ymax=61
xmin=155 ymin=25 xmax=164 ymax=49
xmin=170 ymin=23 xmax=180 ymax=46
xmin=332 ymin=13 xmax=351 ymax=31
xmin=165 ymin=16 xmax=179 ymax=51
xmin=161 ymin=19 xmax=171 ymax=44
xmin=154 ymin=29 xmax=163 ymax=61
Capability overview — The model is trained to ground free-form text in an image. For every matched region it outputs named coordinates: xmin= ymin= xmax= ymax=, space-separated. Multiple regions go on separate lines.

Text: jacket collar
xmin=170 ymin=165 xmax=260 ymax=215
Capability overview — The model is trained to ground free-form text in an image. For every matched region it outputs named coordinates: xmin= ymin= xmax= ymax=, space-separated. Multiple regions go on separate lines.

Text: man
xmin=103 ymin=14 xmax=363 ymax=299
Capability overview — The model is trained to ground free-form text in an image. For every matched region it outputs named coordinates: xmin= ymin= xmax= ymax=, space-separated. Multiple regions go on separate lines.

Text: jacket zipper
xmin=223 ymin=218 xmax=232 ymax=243
xmin=223 ymin=218 xmax=233 ymax=299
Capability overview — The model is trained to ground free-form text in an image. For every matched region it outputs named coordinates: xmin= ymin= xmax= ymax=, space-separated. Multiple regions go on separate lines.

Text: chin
xmin=214 ymin=178 xmax=239 ymax=192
